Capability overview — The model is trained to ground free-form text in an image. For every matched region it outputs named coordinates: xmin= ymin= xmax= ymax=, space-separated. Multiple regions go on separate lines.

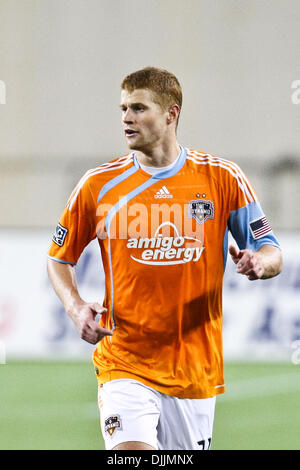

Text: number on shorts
xmin=197 ymin=438 xmax=211 ymax=450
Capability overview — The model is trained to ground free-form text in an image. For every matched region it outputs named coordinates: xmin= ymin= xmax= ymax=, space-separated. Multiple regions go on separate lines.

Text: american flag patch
xmin=250 ymin=216 xmax=272 ymax=240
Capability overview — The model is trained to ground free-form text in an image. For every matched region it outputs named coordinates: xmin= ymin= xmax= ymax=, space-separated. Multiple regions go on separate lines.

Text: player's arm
xmin=229 ymin=244 xmax=282 ymax=281
xmin=47 ymin=258 xmax=113 ymax=344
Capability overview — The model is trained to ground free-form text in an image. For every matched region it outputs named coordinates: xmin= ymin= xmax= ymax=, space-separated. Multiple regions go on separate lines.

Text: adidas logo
xmin=154 ymin=186 xmax=173 ymax=199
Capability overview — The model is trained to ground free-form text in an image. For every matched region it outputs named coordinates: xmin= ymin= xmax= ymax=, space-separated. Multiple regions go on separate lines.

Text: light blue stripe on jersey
xmin=47 ymin=255 xmax=75 ymax=265
xmin=105 ymin=146 xmax=187 ymax=232
xmin=98 ymin=146 xmax=186 ymax=205
xmin=105 ymin=177 xmax=158 ymax=233
xmin=105 ymin=146 xmax=187 ymax=330
xmin=97 ymin=163 xmax=138 ymax=203
xmin=223 ymin=226 xmax=229 ymax=270
xmin=107 ymin=236 xmax=116 ymax=332
xmin=96 ymin=164 xmax=139 ymax=332
xmin=228 ymin=201 xmax=280 ymax=251
xmin=105 ymin=177 xmax=166 ymax=330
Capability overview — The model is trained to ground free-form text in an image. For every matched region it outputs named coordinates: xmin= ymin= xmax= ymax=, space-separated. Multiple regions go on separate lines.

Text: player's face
xmin=120 ymin=88 xmax=169 ymax=152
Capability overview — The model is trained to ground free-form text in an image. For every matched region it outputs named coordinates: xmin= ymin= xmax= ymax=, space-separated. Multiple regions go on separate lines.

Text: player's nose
xmin=122 ymin=108 xmax=134 ymax=123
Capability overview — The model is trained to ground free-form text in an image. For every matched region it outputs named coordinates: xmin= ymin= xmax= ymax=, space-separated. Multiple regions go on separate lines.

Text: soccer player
xmin=47 ymin=67 xmax=282 ymax=450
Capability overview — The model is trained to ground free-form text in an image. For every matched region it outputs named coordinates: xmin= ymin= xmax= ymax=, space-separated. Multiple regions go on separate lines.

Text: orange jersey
xmin=48 ymin=147 xmax=279 ymax=398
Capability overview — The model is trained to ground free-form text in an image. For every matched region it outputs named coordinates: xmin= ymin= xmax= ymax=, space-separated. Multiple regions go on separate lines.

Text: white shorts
xmin=98 ymin=379 xmax=216 ymax=450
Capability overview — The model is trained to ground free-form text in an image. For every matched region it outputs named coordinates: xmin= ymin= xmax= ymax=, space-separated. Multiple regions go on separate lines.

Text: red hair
xmin=121 ymin=67 xmax=182 ymax=116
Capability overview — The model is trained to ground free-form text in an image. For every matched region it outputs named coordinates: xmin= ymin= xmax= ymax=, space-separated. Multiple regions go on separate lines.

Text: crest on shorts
xmin=52 ymin=223 xmax=68 ymax=247
xmin=187 ymin=200 xmax=214 ymax=225
xmin=104 ymin=415 xmax=122 ymax=436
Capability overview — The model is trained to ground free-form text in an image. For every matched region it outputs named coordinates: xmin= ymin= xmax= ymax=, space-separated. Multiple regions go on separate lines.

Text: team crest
xmin=104 ymin=415 xmax=122 ymax=436
xmin=187 ymin=200 xmax=214 ymax=224
xmin=52 ymin=223 xmax=68 ymax=247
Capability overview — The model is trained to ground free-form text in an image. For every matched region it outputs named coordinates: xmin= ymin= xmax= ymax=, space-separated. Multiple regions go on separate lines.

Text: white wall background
xmin=0 ymin=0 xmax=299 ymax=228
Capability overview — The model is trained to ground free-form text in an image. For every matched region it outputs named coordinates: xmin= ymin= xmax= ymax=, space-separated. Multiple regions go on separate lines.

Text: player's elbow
xmin=265 ymin=246 xmax=283 ymax=279
xmin=276 ymin=249 xmax=283 ymax=276
xmin=272 ymin=246 xmax=283 ymax=276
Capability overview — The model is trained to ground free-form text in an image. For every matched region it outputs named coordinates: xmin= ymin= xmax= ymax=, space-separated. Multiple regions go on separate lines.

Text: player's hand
xmin=67 ymin=301 xmax=113 ymax=345
xmin=229 ymin=245 xmax=265 ymax=281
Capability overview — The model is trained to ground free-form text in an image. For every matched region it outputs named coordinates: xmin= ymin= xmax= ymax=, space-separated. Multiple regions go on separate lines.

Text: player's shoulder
xmin=77 ymin=152 xmax=134 ymax=188
xmin=66 ymin=152 xmax=134 ymax=210
xmin=185 ymin=147 xmax=245 ymax=180
xmin=84 ymin=152 xmax=135 ymax=181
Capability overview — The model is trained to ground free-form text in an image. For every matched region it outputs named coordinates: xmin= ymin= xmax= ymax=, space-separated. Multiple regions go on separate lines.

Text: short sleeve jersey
xmin=48 ymin=147 xmax=280 ymax=399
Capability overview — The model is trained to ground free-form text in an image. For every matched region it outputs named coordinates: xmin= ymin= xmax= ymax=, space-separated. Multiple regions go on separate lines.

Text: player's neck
xmin=135 ymin=140 xmax=181 ymax=168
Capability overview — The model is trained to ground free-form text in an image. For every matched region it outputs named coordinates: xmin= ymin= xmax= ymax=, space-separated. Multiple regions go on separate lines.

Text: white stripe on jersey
xmin=91 ymin=154 xmax=133 ymax=169
xmin=187 ymin=151 xmax=256 ymax=205
xmin=187 ymin=155 xmax=251 ymax=206
xmin=67 ymin=154 xmax=133 ymax=210
xmin=188 ymin=150 xmax=257 ymax=203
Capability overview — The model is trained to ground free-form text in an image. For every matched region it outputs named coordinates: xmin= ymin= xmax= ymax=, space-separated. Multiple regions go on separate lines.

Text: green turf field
xmin=0 ymin=361 xmax=299 ymax=450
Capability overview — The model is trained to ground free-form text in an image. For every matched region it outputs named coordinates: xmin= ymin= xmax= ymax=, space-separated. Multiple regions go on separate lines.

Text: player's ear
xmin=167 ymin=104 xmax=180 ymax=125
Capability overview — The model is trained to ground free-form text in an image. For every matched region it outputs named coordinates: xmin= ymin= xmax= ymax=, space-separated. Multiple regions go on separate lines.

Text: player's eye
xmin=133 ymin=105 xmax=145 ymax=111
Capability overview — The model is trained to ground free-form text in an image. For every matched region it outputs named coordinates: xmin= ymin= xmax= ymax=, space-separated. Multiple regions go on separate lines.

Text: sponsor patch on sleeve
xmin=250 ymin=216 xmax=272 ymax=240
xmin=52 ymin=223 xmax=68 ymax=247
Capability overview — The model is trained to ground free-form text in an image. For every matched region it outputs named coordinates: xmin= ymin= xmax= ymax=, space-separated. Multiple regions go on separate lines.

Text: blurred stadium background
xmin=0 ymin=0 xmax=300 ymax=450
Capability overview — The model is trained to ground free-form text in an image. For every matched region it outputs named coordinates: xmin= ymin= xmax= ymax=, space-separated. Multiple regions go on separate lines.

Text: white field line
xmin=219 ymin=370 xmax=300 ymax=402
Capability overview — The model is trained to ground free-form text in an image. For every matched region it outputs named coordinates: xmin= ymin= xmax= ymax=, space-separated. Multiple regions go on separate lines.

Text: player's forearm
xmin=47 ymin=259 xmax=84 ymax=315
xmin=256 ymin=245 xmax=283 ymax=279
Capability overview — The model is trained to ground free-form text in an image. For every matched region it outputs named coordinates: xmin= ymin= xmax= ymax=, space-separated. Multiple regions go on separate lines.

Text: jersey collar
xmin=133 ymin=146 xmax=187 ymax=180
